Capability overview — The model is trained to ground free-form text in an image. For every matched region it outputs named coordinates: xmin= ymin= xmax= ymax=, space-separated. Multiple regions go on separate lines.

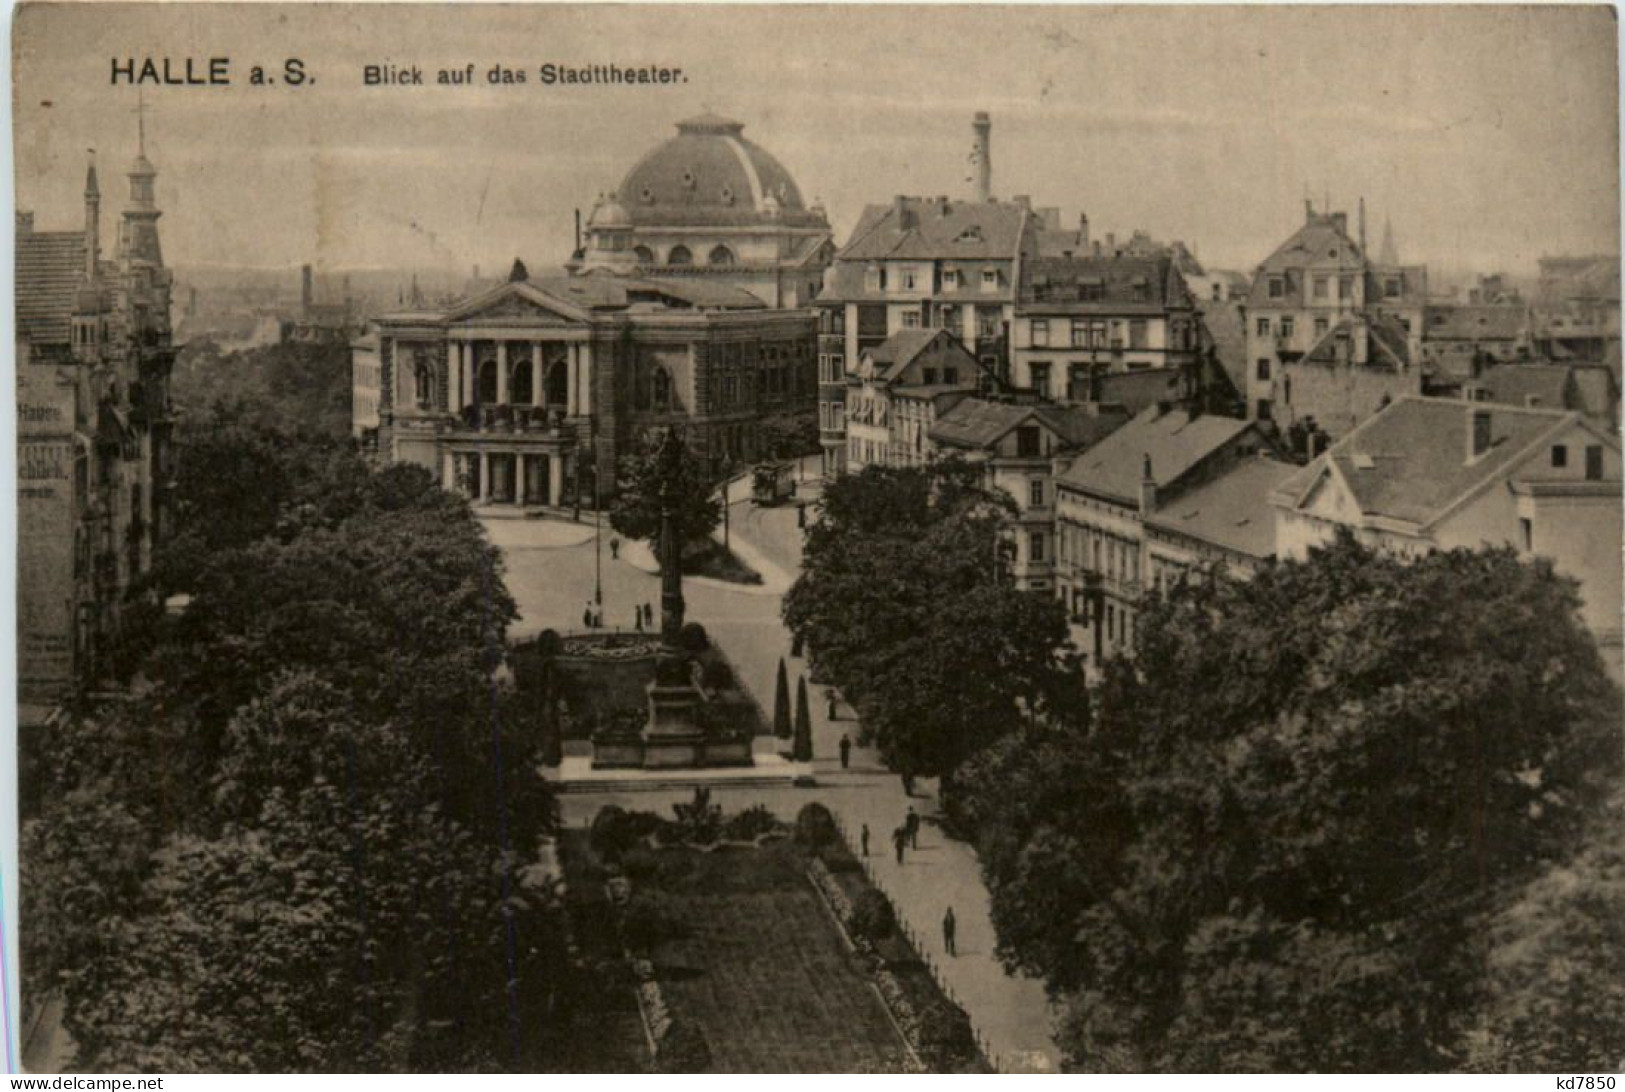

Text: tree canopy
xmin=23 ymin=412 xmax=562 ymax=1071
xmin=954 ymin=534 xmax=1623 ymax=1071
xmin=783 ymin=460 xmax=1072 ymax=779
xmin=608 ymin=427 xmax=721 ymax=548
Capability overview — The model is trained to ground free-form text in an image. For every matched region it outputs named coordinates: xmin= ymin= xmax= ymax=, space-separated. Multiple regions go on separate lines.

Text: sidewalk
xmin=707 ymin=497 xmax=1062 ymax=1073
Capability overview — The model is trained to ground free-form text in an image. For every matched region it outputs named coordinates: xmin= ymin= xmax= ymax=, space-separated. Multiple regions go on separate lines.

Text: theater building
xmin=371 ymin=266 xmax=816 ymax=506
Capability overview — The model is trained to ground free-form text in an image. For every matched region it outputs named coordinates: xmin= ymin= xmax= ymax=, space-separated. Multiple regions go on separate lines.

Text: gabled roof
xmin=17 ymin=231 xmax=86 ymax=345
xmin=410 ymin=273 xmax=768 ymax=326
xmin=1057 ymin=406 xmax=1255 ymax=504
xmin=928 ymin=397 xmax=1124 ymax=451
xmin=1147 ymin=457 xmax=1299 ymax=560
xmin=1298 ymin=313 xmax=1413 ymax=371
xmin=1017 ymin=255 xmax=1193 ymax=313
xmin=1479 ymin=362 xmax=1619 ymax=421
xmin=1423 ymin=304 xmax=1529 ymax=341
xmin=1202 ymin=299 xmax=1250 ymax=396
xmin=836 ymin=196 xmax=1028 ymax=262
xmin=859 ymin=328 xmax=978 ymax=383
xmin=1245 ymin=212 xmax=1365 ymax=306
xmin=1271 ymin=395 xmax=1615 ymax=529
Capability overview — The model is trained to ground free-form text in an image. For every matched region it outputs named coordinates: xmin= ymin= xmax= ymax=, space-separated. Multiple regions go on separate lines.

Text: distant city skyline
xmin=14 ymin=4 xmax=1620 ymax=281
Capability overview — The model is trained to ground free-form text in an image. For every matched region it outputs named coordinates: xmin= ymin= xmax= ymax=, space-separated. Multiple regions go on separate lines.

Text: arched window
xmin=708 ymin=244 xmax=736 ymax=267
xmin=508 ymin=356 xmax=534 ymax=404
xmin=633 ymin=245 xmax=655 ymax=264
xmin=477 ymin=358 xmax=499 ymax=405
xmin=546 ymin=361 xmax=569 ymax=407
xmin=651 ymin=366 xmax=673 ymax=412
xmin=667 ymin=245 xmax=693 ymax=267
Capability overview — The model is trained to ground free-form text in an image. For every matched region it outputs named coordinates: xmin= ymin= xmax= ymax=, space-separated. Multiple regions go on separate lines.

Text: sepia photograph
xmin=6 ymin=1 xmax=1623 ymax=1076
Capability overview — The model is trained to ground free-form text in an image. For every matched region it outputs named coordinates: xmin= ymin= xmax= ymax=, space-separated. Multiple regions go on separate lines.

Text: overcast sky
xmin=12 ymin=3 xmax=1620 ymax=279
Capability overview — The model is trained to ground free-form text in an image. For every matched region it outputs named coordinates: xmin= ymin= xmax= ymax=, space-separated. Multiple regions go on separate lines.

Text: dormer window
xmin=981 ymin=268 xmax=999 ymax=290
xmin=1269 ymin=278 xmax=1284 ymax=298
xmin=957 ymin=226 xmax=983 ymax=243
xmin=942 ymin=270 xmax=960 ymax=290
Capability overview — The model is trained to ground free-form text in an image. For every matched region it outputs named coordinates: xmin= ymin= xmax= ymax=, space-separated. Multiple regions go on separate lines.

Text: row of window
xmin=1265 ymin=273 xmax=1405 ymax=301
xmin=1058 ymin=521 xmax=1143 ymax=588
xmin=1029 ymin=318 xmax=1151 ymax=350
xmin=637 ymin=243 xmax=736 ymax=267
xmin=864 ymin=265 xmax=1004 ymax=294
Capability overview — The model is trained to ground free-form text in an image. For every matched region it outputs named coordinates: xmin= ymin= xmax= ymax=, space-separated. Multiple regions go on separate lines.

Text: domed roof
xmin=617 ymin=114 xmax=825 ymax=228
xmin=588 ymin=191 xmax=633 ymax=230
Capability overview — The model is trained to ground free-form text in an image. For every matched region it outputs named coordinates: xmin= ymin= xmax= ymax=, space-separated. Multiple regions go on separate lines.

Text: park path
xmin=489 ymin=456 xmax=1062 ymax=1072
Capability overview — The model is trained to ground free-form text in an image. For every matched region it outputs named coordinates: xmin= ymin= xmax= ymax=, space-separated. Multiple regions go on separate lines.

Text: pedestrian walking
xmin=634 ymin=609 xmax=643 ymax=632
xmin=901 ymin=772 xmax=916 ymax=797
xmin=905 ymin=806 xmax=919 ymax=849
xmin=892 ymin=826 xmax=906 ymax=865
xmin=644 ymin=602 xmax=653 ymax=627
xmin=582 ymin=605 xmax=593 ymax=629
xmin=826 ymin=687 xmax=838 ymax=721
xmin=860 ymin=823 xmax=870 ymax=858
xmin=943 ymin=906 xmax=957 ymax=957
xmin=610 ymin=536 xmax=621 ymax=560
xmin=839 ymin=733 xmax=851 ymax=769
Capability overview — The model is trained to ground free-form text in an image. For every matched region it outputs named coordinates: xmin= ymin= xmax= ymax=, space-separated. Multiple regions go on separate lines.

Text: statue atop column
xmin=655 ymin=426 xmax=687 ymax=642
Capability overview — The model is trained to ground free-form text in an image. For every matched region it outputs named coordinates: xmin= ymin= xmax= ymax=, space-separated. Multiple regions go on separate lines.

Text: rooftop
xmin=835 ymin=196 xmax=1029 ymax=263
xmin=1057 ymin=406 xmax=1255 ymax=504
xmin=1147 ymin=456 xmax=1299 ymax=559
xmin=17 ymin=230 xmax=86 ymax=345
xmin=929 ymin=397 xmax=1126 ymax=451
xmin=1018 ymin=255 xmax=1193 ymax=312
xmin=1272 ymin=395 xmax=1610 ymax=528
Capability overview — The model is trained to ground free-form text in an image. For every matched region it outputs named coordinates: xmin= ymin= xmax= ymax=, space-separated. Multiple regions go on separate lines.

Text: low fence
xmin=829 ymin=811 xmax=1008 ymax=1074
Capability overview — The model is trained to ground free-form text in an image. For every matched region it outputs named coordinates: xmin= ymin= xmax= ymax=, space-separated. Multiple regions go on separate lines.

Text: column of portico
xmin=577 ymin=342 xmax=592 ymax=416
xmin=461 ymin=338 xmax=476 ymax=407
xmin=450 ymin=342 xmax=464 ymax=411
xmin=478 ymin=452 xmax=491 ymax=502
xmin=533 ymin=342 xmax=546 ymax=408
xmin=565 ymin=344 xmax=577 ymax=416
xmin=548 ymin=453 xmax=563 ymax=508
xmin=496 ymin=341 xmax=510 ymax=404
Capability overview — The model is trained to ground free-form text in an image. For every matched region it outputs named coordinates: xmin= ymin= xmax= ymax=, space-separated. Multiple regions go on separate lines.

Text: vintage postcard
xmin=8 ymin=2 xmax=1623 ymax=1076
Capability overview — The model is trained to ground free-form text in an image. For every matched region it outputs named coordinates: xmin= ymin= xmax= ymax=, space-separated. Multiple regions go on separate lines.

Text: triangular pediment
xmin=1301 ymin=464 xmax=1356 ymax=520
xmin=444 ymin=283 xmax=586 ymax=326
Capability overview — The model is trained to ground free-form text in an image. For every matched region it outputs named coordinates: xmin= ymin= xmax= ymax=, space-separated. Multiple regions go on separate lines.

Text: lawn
xmin=559 ymin=832 xmax=913 ymax=1072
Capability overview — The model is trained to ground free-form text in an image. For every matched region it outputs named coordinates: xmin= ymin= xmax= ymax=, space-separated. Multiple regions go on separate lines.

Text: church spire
xmin=1378 ymin=215 xmax=1398 ymax=267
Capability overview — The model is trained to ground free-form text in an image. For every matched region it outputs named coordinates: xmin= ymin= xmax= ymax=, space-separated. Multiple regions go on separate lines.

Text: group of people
xmin=855 ymin=816 xmax=958 ymax=957
xmin=581 ymin=600 xmax=657 ymax=632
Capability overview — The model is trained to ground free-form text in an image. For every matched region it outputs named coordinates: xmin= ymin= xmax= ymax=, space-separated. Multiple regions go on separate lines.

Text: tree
xmin=957 ymin=534 xmax=1622 ymax=1072
xmin=608 ymin=428 xmax=720 ymax=547
xmin=1463 ymin=792 xmax=1625 ymax=1072
xmin=755 ymin=412 xmax=820 ymax=462
xmin=793 ymin=676 xmax=814 ymax=762
xmin=773 ymin=659 xmax=793 ymax=740
xmin=784 ymin=459 xmax=1069 ymax=778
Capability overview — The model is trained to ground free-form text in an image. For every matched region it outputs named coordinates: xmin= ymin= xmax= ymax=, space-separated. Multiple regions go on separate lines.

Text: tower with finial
xmin=83 ymin=150 xmax=100 ymax=280
xmin=119 ymin=93 xmax=163 ymax=266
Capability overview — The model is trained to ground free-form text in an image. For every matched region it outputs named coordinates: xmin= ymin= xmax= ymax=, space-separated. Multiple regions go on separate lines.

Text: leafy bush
xmin=590 ymin=805 xmax=637 ymax=860
xmin=794 ymin=803 xmax=838 ymax=849
xmin=915 ymin=999 xmax=977 ymax=1069
xmin=620 ymin=891 xmax=687 ymax=951
xmin=722 ymin=805 xmax=781 ymax=842
xmin=676 ymin=622 xmax=709 ymax=652
xmin=655 ymin=1016 xmax=712 ymax=1072
xmin=534 ymin=629 xmax=564 ymax=658
xmin=671 ymin=787 xmax=722 ymax=845
xmin=850 ymin=888 xmax=897 ymax=943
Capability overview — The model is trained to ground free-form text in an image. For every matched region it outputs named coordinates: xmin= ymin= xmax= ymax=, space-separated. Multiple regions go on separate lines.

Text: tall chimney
xmin=1079 ymin=213 xmax=1090 ymax=248
xmin=972 ymin=112 xmax=992 ymax=203
xmin=1358 ymin=196 xmax=1367 ymax=256
xmin=301 ymin=264 xmax=313 ymax=317
xmin=1468 ymin=405 xmax=1493 ymax=463
xmin=1139 ymin=453 xmax=1156 ymax=516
